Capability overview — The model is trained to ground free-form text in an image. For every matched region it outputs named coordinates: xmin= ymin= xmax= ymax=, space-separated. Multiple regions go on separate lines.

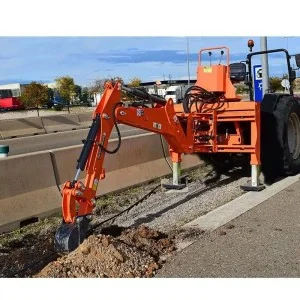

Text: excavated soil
xmin=35 ymin=225 xmax=176 ymax=278
xmin=0 ymin=219 xmax=205 ymax=278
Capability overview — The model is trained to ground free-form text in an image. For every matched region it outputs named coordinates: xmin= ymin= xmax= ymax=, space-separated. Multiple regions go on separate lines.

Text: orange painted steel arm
xmin=115 ymin=98 xmax=192 ymax=153
xmin=61 ymin=83 xmax=191 ymax=223
xmin=62 ymin=82 xmax=122 ymax=223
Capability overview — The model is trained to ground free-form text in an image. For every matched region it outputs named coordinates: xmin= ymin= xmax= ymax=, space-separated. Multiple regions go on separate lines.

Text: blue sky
xmin=0 ymin=36 xmax=299 ymax=87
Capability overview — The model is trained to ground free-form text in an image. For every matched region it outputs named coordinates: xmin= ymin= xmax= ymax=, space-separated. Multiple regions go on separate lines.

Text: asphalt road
xmin=5 ymin=125 xmax=146 ymax=156
xmin=157 ymin=180 xmax=300 ymax=278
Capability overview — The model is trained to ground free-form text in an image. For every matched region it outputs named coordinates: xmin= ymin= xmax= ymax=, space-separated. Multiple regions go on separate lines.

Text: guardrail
xmin=0 ymin=133 xmax=202 ymax=233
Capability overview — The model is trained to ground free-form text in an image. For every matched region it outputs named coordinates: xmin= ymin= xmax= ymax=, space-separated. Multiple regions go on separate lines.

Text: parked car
xmin=47 ymin=92 xmax=68 ymax=109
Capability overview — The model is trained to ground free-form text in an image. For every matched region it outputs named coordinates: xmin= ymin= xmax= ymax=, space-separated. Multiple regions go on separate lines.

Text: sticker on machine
xmin=92 ymin=179 xmax=99 ymax=191
xmin=204 ymin=66 xmax=212 ymax=73
xmin=153 ymin=122 xmax=162 ymax=130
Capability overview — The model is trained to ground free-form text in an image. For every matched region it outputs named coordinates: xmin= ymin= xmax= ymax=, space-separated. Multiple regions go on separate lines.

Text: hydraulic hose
xmin=98 ymin=102 xmax=122 ymax=154
xmin=122 ymin=86 xmax=166 ymax=105
xmin=76 ymin=103 xmax=122 ymax=174
xmin=76 ymin=114 xmax=101 ymax=171
xmin=182 ymin=85 xmax=220 ymax=113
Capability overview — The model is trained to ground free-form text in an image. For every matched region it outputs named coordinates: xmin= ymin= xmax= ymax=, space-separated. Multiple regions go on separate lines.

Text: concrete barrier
xmin=50 ymin=133 xmax=170 ymax=195
xmin=50 ymin=133 xmax=202 ymax=196
xmin=0 ymin=133 xmax=203 ymax=233
xmin=0 ymin=152 xmax=61 ymax=233
xmin=78 ymin=112 xmax=93 ymax=129
xmin=41 ymin=114 xmax=81 ymax=133
xmin=0 ymin=117 xmax=46 ymax=139
xmin=160 ymin=136 xmax=202 ymax=170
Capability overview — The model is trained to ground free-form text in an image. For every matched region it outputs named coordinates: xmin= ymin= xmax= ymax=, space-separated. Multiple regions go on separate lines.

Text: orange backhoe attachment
xmin=55 ymin=81 xmax=195 ymax=253
xmin=55 ymin=46 xmax=263 ymax=254
xmin=60 ymin=84 xmax=198 ymax=225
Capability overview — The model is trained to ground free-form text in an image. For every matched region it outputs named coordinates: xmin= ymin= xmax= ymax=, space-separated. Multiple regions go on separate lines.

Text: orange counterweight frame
xmin=61 ymin=81 xmax=261 ymax=223
xmin=174 ymin=101 xmax=261 ymax=165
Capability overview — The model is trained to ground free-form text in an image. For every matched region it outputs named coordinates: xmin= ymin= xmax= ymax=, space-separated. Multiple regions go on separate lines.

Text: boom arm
xmin=61 ymin=81 xmax=191 ymax=225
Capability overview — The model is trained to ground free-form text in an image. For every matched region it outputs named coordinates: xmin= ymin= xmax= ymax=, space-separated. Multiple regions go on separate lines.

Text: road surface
xmin=5 ymin=125 xmax=146 ymax=156
xmin=157 ymin=179 xmax=300 ymax=277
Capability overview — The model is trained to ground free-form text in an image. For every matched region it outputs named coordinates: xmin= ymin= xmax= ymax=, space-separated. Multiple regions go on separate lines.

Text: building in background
xmin=0 ymin=82 xmax=56 ymax=97
xmin=142 ymin=79 xmax=196 ymax=99
xmin=0 ymin=83 xmax=30 ymax=97
xmin=44 ymin=82 xmax=56 ymax=89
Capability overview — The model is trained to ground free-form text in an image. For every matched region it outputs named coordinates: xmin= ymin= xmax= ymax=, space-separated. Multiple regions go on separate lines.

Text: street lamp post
xmin=186 ymin=37 xmax=191 ymax=87
xmin=260 ymin=37 xmax=270 ymax=95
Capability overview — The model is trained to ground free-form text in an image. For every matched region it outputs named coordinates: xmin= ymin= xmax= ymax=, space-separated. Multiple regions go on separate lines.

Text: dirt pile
xmin=35 ymin=225 xmax=176 ymax=278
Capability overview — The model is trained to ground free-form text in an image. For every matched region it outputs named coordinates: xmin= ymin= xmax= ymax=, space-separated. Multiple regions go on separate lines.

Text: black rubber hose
xmin=182 ymin=86 xmax=219 ymax=113
xmin=98 ymin=102 xmax=122 ymax=154
xmin=122 ymin=86 xmax=166 ymax=105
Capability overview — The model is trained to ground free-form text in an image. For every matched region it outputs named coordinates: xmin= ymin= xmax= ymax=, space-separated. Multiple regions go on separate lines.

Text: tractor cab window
xmin=229 ymin=63 xmax=246 ymax=82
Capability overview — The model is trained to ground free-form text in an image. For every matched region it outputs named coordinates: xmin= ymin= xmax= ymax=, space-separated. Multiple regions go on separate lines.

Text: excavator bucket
xmin=54 ymin=216 xmax=90 ymax=254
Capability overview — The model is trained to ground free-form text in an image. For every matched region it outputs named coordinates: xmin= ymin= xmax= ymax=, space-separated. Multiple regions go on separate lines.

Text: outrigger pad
xmin=240 ymin=184 xmax=265 ymax=192
xmin=54 ymin=216 xmax=90 ymax=254
xmin=161 ymin=175 xmax=188 ymax=190
xmin=162 ymin=183 xmax=187 ymax=190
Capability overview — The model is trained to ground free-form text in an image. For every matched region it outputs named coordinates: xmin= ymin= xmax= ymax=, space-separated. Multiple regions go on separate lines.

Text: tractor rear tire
xmin=261 ymin=96 xmax=300 ymax=184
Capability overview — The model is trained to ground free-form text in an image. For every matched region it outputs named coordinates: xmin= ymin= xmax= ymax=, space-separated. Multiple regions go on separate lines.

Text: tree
xmin=269 ymin=77 xmax=282 ymax=92
xmin=20 ymin=82 xmax=50 ymax=115
xmin=294 ymin=78 xmax=300 ymax=90
xmin=88 ymin=76 xmax=146 ymax=103
xmin=74 ymin=85 xmax=82 ymax=98
xmin=80 ymin=87 xmax=89 ymax=104
xmin=89 ymin=78 xmax=110 ymax=95
xmin=235 ymin=83 xmax=249 ymax=95
xmin=55 ymin=76 xmax=76 ymax=112
xmin=89 ymin=77 xmax=125 ymax=97
xmin=47 ymin=87 xmax=54 ymax=100
xmin=128 ymin=77 xmax=141 ymax=87
xmin=46 ymin=87 xmax=55 ymax=108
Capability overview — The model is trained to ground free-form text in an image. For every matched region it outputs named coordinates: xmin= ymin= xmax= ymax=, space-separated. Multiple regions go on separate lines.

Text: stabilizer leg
xmin=162 ymin=152 xmax=187 ymax=190
xmin=241 ymin=164 xmax=265 ymax=191
xmin=241 ymin=112 xmax=265 ymax=192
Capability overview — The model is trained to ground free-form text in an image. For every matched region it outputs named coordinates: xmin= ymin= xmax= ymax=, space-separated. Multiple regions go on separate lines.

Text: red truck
xmin=0 ymin=89 xmax=24 ymax=111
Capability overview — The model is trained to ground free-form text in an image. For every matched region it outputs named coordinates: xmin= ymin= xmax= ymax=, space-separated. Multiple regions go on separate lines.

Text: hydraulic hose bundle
xmin=182 ymin=85 xmax=221 ymax=113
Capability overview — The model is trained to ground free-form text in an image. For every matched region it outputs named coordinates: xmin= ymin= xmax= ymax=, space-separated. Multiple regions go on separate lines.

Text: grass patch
xmin=0 ymin=216 xmax=62 ymax=248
